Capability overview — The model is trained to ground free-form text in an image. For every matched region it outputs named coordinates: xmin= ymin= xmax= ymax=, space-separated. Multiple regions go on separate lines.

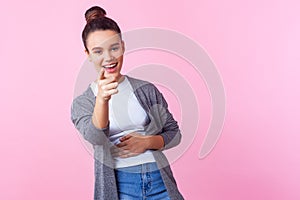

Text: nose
xmin=103 ymin=50 xmax=114 ymax=62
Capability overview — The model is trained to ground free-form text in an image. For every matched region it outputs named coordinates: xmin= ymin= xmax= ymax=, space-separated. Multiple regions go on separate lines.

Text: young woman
xmin=71 ymin=6 xmax=184 ymax=200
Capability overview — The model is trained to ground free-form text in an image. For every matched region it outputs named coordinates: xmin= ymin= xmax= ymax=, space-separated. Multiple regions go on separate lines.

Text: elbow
xmin=84 ymin=120 xmax=110 ymax=146
xmin=162 ymin=130 xmax=182 ymax=150
xmin=172 ymin=130 xmax=182 ymax=147
xmin=75 ymin=119 xmax=110 ymax=146
xmin=82 ymin=132 xmax=103 ymax=146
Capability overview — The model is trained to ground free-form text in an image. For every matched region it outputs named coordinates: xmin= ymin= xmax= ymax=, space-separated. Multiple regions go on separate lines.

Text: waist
xmin=114 ymin=150 xmax=156 ymax=169
xmin=114 ymin=162 xmax=159 ymax=173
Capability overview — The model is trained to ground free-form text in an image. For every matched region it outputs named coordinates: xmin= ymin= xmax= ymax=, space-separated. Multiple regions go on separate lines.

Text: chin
xmin=105 ymin=71 xmax=121 ymax=79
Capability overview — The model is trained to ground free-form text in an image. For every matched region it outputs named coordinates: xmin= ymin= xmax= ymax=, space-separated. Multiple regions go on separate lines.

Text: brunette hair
xmin=82 ymin=6 xmax=122 ymax=53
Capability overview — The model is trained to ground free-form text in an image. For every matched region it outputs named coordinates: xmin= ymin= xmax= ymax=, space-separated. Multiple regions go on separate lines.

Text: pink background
xmin=1 ymin=0 xmax=299 ymax=199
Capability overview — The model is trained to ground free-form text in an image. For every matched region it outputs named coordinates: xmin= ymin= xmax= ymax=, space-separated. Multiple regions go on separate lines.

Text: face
xmin=85 ymin=30 xmax=125 ymax=80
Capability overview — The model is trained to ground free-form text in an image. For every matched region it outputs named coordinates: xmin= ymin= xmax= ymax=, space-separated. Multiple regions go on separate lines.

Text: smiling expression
xmin=85 ymin=30 xmax=125 ymax=81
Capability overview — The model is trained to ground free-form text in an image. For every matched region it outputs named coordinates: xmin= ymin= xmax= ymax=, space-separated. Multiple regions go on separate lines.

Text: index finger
xmin=98 ymin=67 xmax=105 ymax=80
xmin=116 ymin=141 xmax=127 ymax=148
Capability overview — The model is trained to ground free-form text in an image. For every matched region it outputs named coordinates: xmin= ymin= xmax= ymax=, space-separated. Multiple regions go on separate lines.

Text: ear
xmin=85 ymin=49 xmax=92 ymax=62
xmin=121 ymin=40 xmax=125 ymax=53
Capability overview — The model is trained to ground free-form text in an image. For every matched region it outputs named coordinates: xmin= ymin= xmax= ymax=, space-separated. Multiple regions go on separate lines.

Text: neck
xmin=117 ymin=74 xmax=125 ymax=83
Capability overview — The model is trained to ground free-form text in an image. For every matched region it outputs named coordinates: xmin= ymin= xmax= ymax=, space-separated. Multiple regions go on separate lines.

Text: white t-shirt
xmin=90 ymin=76 xmax=156 ymax=168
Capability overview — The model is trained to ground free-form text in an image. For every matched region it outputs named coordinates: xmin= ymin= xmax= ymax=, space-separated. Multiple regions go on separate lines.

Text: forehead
xmin=86 ymin=30 xmax=121 ymax=49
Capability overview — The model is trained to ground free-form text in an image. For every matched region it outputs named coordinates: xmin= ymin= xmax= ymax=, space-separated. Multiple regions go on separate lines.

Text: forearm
xmin=146 ymin=135 xmax=165 ymax=150
xmin=92 ymin=97 xmax=109 ymax=129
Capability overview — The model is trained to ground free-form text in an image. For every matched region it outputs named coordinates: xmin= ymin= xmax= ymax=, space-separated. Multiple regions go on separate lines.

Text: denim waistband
xmin=115 ymin=162 xmax=159 ymax=173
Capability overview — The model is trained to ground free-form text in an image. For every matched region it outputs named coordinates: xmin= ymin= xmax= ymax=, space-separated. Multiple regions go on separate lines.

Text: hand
xmin=111 ymin=132 xmax=150 ymax=158
xmin=97 ymin=68 xmax=118 ymax=102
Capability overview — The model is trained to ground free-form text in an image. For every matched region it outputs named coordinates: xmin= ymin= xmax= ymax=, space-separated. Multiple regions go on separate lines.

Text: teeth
xmin=104 ymin=63 xmax=117 ymax=68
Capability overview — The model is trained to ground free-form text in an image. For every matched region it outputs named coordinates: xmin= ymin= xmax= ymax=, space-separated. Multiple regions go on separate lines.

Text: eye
xmin=111 ymin=46 xmax=120 ymax=51
xmin=94 ymin=50 xmax=102 ymax=54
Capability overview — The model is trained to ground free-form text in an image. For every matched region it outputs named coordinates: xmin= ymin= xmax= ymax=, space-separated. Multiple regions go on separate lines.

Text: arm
xmin=112 ymin=133 xmax=165 ymax=158
xmin=92 ymin=68 xmax=118 ymax=129
xmin=158 ymin=92 xmax=182 ymax=150
xmin=71 ymin=95 xmax=110 ymax=146
xmin=92 ymin=97 xmax=109 ymax=129
xmin=145 ymin=85 xmax=182 ymax=150
xmin=112 ymin=83 xmax=181 ymax=157
xmin=71 ymin=68 xmax=119 ymax=145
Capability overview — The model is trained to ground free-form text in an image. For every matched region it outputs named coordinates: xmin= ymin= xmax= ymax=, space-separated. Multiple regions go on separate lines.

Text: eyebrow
xmin=91 ymin=43 xmax=120 ymax=51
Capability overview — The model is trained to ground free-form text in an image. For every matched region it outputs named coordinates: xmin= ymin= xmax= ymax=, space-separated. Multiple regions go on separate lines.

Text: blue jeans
xmin=114 ymin=162 xmax=170 ymax=200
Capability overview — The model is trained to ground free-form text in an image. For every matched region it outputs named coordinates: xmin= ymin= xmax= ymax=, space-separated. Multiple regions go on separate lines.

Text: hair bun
xmin=85 ymin=6 xmax=107 ymax=23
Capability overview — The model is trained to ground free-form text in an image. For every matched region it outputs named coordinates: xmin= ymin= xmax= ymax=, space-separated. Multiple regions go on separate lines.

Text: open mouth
xmin=103 ymin=62 xmax=118 ymax=69
xmin=103 ymin=62 xmax=118 ymax=73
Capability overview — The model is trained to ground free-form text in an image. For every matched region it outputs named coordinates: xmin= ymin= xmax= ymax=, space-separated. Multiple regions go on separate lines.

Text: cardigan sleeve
xmin=152 ymin=87 xmax=182 ymax=150
xmin=71 ymin=95 xmax=110 ymax=146
xmin=134 ymin=82 xmax=182 ymax=151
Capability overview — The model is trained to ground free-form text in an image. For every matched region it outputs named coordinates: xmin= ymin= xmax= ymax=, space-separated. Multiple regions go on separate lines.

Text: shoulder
xmin=126 ymin=75 xmax=160 ymax=94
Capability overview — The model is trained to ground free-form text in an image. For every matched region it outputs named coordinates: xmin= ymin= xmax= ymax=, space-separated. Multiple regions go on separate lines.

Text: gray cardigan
xmin=71 ymin=75 xmax=184 ymax=200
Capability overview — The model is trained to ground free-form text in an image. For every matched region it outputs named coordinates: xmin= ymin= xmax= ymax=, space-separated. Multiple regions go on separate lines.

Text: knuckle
xmin=98 ymin=80 xmax=105 ymax=85
xmin=102 ymin=92 xmax=109 ymax=98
